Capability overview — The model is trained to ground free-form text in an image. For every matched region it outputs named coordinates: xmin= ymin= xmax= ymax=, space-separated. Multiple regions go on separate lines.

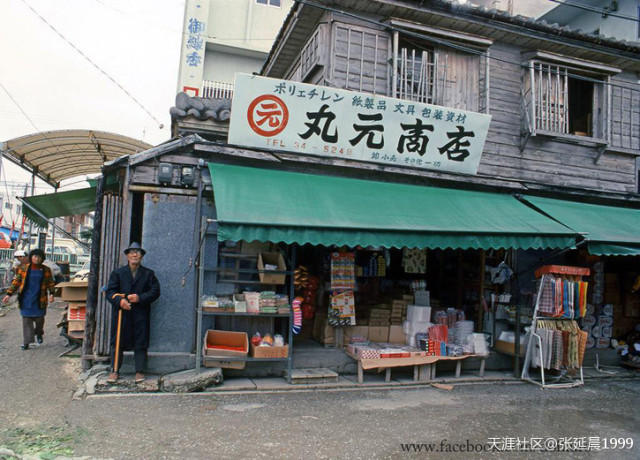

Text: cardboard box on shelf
xmin=251 ymin=344 xmax=288 ymax=358
xmin=203 ymin=330 xmax=248 ymax=369
xmin=67 ymin=301 xmax=86 ymax=310
xmin=388 ymin=325 xmax=406 ymax=344
xmin=68 ymin=319 xmax=84 ymax=332
xmin=369 ymin=326 xmax=389 ymax=343
xmin=494 ymin=340 xmax=525 ymax=357
xmin=56 ymin=281 xmax=88 ymax=302
xmin=257 ymin=252 xmax=287 ymax=285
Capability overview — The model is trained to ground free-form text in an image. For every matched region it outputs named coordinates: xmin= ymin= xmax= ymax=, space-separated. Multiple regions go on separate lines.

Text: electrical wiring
xmin=21 ymin=0 xmax=164 ymax=129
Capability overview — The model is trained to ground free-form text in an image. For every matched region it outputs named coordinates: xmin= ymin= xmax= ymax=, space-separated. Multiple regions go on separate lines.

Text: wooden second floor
xmin=259 ymin=0 xmax=640 ymax=197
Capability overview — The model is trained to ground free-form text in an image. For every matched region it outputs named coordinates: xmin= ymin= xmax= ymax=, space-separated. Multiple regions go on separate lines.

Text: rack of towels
xmin=537 ymin=276 xmax=588 ymax=319
xmin=532 ymin=319 xmax=588 ymax=370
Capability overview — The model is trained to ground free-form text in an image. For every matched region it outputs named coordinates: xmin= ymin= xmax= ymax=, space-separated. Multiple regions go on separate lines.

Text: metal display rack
xmin=195 ymin=218 xmax=295 ymax=383
xmin=521 ymin=265 xmax=590 ymax=389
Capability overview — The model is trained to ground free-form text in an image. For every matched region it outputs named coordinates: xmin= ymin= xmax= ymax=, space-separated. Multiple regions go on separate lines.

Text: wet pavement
xmin=1 ymin=302 xmax=639 ymax=459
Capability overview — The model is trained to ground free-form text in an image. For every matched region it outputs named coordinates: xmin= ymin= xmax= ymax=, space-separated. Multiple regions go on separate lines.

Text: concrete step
xmin=285 ymin=368 xmax=339 ymax=384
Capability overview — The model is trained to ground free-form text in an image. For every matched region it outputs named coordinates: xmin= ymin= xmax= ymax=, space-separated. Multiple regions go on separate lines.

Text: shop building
xmin=85 ymin=0 xmax=640 ymax=381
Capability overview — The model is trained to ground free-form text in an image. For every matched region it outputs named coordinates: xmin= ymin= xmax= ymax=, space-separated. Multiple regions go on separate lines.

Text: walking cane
xmin=111 ymin=293 xmax=127 ymax=373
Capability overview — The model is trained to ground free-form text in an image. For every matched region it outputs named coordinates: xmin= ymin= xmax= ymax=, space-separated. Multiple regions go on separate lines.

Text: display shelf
xmin=203 ymin=267 xmax=293 ymax=275
xmin=195 ymin=217 xmax=295 ymax=383
xmin=201 ymin=311 xmax=290 ymax=317
xmin=219 ymin=252 xmax=258 ymax=259
xmin=203 ymin=356 xmax=289 ymax=363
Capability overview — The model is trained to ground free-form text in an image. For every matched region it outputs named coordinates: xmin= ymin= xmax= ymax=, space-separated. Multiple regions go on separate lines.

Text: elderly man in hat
xmin=105 ymin=242 xmax=160 ymax=383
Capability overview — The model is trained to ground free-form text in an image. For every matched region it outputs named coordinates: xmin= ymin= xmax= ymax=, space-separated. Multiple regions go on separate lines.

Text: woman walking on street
xmin=2 ymin=248 xmax=56 ymax=349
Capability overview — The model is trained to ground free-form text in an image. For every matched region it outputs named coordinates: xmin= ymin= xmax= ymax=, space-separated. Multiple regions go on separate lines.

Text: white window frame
xmin=521 ymin=51 xmax=620 ymax=147
xmin=256 ymin=0 xmax=281 ymax=7
xmin=389 ymin=21 xmax=491 ymax=113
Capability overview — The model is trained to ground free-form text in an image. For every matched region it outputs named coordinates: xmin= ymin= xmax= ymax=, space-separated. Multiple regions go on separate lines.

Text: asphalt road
xmin=0 ymin=303 xmax=639 ymax=459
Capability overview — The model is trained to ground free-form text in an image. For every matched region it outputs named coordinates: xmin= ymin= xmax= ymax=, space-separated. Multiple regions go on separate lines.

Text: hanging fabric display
xmin=536 ymin=276 xmax=588 ymax=319
xmin=402 ymin=248 xmax=427 ymax=274
xmin=532 ymin=319 xmax=587 ymax=370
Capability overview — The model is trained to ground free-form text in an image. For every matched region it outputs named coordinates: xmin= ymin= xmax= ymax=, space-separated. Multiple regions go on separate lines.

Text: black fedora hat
xmin=124 ymin=242 xmax=146 ymax=256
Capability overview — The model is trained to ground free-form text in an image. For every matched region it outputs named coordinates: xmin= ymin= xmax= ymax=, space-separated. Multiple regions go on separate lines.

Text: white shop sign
xmin=228 ymin=74 xmax=491 ymax=175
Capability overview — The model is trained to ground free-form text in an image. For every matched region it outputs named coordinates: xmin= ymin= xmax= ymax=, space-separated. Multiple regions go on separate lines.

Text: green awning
xmin=208 ymin=163 xmax=577 ymax=250
xmin=521 ymin=195 xmax=640 ymax=256
xmin=588 ymin=243 xmax=640 ymax=256
xmin=22 ymin=186 xmax=96 ymax=227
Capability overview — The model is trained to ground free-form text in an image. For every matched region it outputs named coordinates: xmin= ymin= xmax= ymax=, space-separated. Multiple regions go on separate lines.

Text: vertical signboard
xmin=176 ymin=0 xmax=210 ymax=97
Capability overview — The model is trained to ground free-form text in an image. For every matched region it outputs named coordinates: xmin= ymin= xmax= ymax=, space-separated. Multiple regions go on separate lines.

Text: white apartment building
xmin=176 ymin=0 xmax=293 ymax=98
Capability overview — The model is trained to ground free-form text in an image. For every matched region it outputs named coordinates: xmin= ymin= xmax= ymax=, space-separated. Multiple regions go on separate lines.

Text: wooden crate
xmin=251 ymin=343 xmax=288 ymax=358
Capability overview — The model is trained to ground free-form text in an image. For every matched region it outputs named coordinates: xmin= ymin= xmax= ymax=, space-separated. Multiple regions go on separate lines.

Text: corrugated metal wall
xmin=94 ymin=194 xmax=122 ymax=356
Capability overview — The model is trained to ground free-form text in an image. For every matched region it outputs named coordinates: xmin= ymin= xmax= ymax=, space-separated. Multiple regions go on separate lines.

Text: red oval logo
xmin=247 ymin=94 xmax=289 ymax=137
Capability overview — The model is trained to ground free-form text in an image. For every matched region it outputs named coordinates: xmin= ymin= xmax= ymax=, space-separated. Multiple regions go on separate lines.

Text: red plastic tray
xmin=534 ymin=265 xmax=590 ymax=278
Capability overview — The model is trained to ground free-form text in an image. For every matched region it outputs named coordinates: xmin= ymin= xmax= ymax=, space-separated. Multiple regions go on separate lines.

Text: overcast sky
xmin=0 ymin=0 xmax=554 ymax=196
xmin=0 ymin=0 xmax=184 ymax=193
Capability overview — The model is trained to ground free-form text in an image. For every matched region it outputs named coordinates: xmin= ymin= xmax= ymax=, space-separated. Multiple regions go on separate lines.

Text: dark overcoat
xmin=106 ymin=264 xmax=160 ymax=350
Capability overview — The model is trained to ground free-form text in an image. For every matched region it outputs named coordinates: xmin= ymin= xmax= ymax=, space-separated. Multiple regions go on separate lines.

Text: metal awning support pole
xmin=82 ymin=173 xmax=105 ymax=370
xmin=51 ymin=185 xmax=57 ymax=260
xmin=27 ymin=174 xmax=35 ymax=250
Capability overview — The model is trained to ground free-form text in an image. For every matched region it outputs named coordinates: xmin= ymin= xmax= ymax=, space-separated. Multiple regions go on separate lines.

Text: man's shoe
xmin=135 ymin=372 xmax=145 ymax=383
xmin=21 ymin=344 xmax=29 ymax=350
xmin=36 ymin=335 xmax=43 ymax=344
xmin=106 ymin=372 xmax=119 ymax=383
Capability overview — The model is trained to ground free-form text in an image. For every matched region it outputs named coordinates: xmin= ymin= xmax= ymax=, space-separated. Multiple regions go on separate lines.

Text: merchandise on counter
xmin=413 ymin=290 xmax=430 ymax=306
xmin=470 ymin=333 xmax=489 ymax=355
xmin=428 ymin=324 xmax=448 ymax=343
xmin=452 ymin=320 xmax=474 ymax=348
xmin=407 ymin=305 xmax=431 ymax=322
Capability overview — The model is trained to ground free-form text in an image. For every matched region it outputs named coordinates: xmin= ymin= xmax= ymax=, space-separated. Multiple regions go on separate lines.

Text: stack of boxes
xmin=368 ymin=306 xmax=391 ymax=342
xmin=57 ymin=281 xmax=88 ymax=335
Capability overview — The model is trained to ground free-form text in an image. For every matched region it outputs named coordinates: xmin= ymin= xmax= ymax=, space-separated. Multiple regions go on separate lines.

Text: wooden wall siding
xmin=436 ymin=47 xmax=480 ymax=112
xmin=478 ymin=43 xmax=636 ymax=193
xmin=330 ymin=22 xmax=390 ymax=95
xmin=610 ymin=75 xmax=640 ymax=152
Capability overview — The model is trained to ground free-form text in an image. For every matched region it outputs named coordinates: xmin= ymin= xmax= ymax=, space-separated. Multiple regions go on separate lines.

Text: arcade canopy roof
xmin=1 ymin=129 xmax=151 ymax=187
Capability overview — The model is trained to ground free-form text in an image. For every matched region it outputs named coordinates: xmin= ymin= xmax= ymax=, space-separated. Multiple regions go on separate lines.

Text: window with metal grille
xmin=524 ymin=61 xmax=606 ymax=139
xmin=394 ymin=39 xmax=436 ymax=104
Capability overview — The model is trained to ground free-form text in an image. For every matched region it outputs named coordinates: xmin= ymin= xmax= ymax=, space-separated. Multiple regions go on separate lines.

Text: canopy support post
xmin=82 ymin=174 xmax=105 ymax=371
